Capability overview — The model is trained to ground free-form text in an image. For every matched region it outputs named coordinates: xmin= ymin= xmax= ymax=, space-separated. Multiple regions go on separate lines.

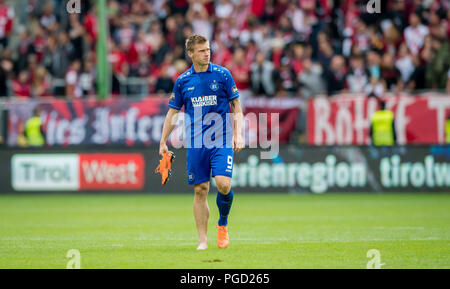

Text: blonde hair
xmin=185 ymin=34 xmax=208 ymax=52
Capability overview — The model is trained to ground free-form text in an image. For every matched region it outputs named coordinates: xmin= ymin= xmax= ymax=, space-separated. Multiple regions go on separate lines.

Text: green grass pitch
xmin=0 ymin=193 xmax=448 ymax=269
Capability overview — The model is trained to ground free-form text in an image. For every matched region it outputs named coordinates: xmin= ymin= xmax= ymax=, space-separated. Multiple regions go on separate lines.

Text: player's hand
xmin=232 ymin=135 xmax=244 ymax=153
xmin=159 ymin=142 xmax=169 ymax=156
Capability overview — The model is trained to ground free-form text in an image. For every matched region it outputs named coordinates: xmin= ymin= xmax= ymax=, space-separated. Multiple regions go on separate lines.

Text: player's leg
xmin=211 ymin=147 xmax=234 ymax=248
xmin=187 ymin=148 xmax=212 ymax=250
xmin=193 ymin=181 xmax=210 ymax=250
xmin=214 ymin=175 xmax=233 ymax=249
xmin=215 ymin=175 xmax=233 ymax=226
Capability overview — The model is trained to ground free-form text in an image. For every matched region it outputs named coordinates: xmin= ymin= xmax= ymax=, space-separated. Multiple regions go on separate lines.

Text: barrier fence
xmin=2 ymin=92 xmax=449 ymax=148
xmin=1 ymin=145 xmax=449 ymax=194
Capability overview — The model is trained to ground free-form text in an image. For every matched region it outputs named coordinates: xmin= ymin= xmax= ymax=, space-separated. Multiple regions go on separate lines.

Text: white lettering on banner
xmin=355 ymin=98 xmax=378 ymax=144
xmin=231 ymin=155 xmax=367 ymax=193
xmin=110 ymin=114 xmax=125 ymax=141
xmin=81 ymin=161 xmax=138 ymax=185
xmin=427 ymin=97 xmax=450 ymax=144
xmin=314 ymin=97 xmax=334 ymax=145
xmin=380 ymin=155 xmax=450 ymax=188
xmin=89 ymin=107 xmax=164 ymax=145
xmin=11 ymin=154 xmax=79 ymax=191
xmin=394 ymin=97 xmax=414 ymax=145
xmin=43 ymin=106 xmax=166 ymax=145
xmin=137 ymin=116 xmax=152 ymax=143
xmin=314 ymin=97 xmax=377 ymax=145
xmin=126 ymin=107 xmax=139 ymax=141
xmin=44 ymin=111 xmax=87 ymax=145
xmin=335 ymin=102 xmax=353 ymax=144
xmin=311 ymin=96 xmax=429 ymax=145
xmin=92 ymin=108 xmax=110 ymax=144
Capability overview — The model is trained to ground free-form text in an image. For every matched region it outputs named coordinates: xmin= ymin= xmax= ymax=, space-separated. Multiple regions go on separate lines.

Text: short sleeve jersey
xmin=168 ymin=62 xmax=239 ymax=148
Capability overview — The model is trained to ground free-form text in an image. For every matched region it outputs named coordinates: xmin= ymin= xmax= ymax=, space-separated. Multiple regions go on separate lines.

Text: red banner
xmin=7 ymin=97 xmax=169 ymax=147
xmin=307 ymin=93 xmax=450 ymax=145
xmin=244 ymin=98 xmax=302 ymax=145
xmin=79 ymin=153 xmax=145 ymax=190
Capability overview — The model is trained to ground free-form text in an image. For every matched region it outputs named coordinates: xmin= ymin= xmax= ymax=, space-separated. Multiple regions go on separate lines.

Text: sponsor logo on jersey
xmin=191 ymin=95 xmax=217 ymax=107
xmin=169 ymin=92 xmax=175 ymax=102
xmin=232 ymin=86 xmax=238 ymax=94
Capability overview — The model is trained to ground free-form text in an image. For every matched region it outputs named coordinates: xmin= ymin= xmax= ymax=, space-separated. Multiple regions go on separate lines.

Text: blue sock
xmin=216 ymin=188 xmax=234 ymax=226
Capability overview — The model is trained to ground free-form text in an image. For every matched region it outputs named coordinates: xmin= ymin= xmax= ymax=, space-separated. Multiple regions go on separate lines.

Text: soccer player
xmin=159 ymin=34 xmax=244 ymax=250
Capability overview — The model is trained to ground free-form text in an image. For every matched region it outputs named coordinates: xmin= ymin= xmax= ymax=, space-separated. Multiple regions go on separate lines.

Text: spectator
xmin=0 ymin=0 xmax=14 ymax=49
xmin=269 ymin=35 xmax=285 ymax=70
xmin=380 ymin=52 xmax=402 ymax=92
xmin=40 ymin=2 xmax=57 ymax=32
xmin=25 ymin=107 xmax=45 ymax=147
xmin=31 ymin=66 xmax=51 ymax=98
xmin=425 ymin=36 xmax=450 ymax=90
xmin=395 ymin=43 xmax=415 ymax=86
xmin=381 ymin=21 xmax=401 ymax=56
xmin=346 ymin=54 xmax=369 ymax=93
xmin=317 ymin=36 xmax=334 ymax=69
xmin=32 ymin=24 xmax=47 ymax=64
xmin=54 ymin=31 xmax=75 ymax=77
xmin=290 ymin=44 xmax=304 ymax=76
xmin=215 ymin=0 xmax=234 ymax=20
xmin=365 ymin=76 xmax=385 ymax=98
xmin=1 ymin=0 xmax=448 ymax=101
xmin=42 ymin=36 xmax=59 ymax=78
xmin=275 ymin=57 xmax=298 ymax=96
xmin=83 ymin=5 xmax=98 ymax=46
xmin=366 ymin=50 xmax=381 ymax=81
xmin=12 ymin=70 xmax=31 ymax=97
xmin=154 ymin=66 xmax=174 ymax=94
xmin=352 ymin=18 xmax=371 ymax=54
xmin=15 ymin=27 xmax=35 ymax=73
xmin=0 ymin=49 xmax=13 ymax=96
xmin=226 ymin=47 xmax=250 ymax=92
xmin=79 ymin=60 xmax=96 ymax=97
xmin=250 ymin=51 xmax=276 ymax=97
xmin=68 ymin=14 xmax=85 ymax=61
xmin=187 ymin=1 xmax=213 ymax=42
xmin=404 ymin=12 xmax=429 ymax=55
xmin=287 ymin=1 xmax=313 ymax=42
xmin=212 ymin=38 xmax=232 ymax=67
xmin=132 ymin=52 xmax=151 ymax=78
xmin=65 ymin=60 xmax=82 ymax=98
xmin=325 ymin=55 xmax=347 ymax=96
xmin=298 ymin=58 xmax=325 ymax=99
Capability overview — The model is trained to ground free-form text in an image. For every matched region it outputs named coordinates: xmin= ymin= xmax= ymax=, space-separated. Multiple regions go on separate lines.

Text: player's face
xmin=189 ymin=41 xmax=210 ymax=66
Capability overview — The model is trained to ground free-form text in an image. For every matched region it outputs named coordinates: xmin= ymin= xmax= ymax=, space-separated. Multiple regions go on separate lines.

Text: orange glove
xmin=154 ymin=151 xmax=175 ymax=185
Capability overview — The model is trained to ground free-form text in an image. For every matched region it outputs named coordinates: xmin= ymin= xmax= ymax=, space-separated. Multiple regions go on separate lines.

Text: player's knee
xmin=194 ymin=183 xmax=209 ymax=198
xmin=216 ymin=182 xmax=231 ymax=195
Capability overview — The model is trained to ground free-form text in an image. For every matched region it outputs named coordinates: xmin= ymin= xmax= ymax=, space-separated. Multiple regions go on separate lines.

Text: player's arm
xmin=159 ymin=108 xmax=179 ymax=155
xmin=230 ymin=98 xmax=244 ymax=153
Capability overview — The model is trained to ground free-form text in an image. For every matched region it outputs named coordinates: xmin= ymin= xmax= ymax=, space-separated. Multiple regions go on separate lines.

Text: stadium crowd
xmin=0 ymin=0 xmax=449 ymax=100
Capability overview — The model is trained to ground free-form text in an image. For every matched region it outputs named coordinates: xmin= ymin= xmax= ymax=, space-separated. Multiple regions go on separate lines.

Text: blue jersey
xmin=168 ymin=62 xmax=239 ymax=149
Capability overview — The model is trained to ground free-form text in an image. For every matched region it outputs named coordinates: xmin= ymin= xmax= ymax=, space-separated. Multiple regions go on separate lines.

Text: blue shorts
xmin=186 ymin=147 xmax=234 ymax=185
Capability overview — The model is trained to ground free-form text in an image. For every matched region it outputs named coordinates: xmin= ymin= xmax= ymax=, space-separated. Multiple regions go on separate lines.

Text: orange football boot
xmin=217 ymin=225 xmax=229 ymax=248
xmin=154 ymin=151 xmax=175 ymax=185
